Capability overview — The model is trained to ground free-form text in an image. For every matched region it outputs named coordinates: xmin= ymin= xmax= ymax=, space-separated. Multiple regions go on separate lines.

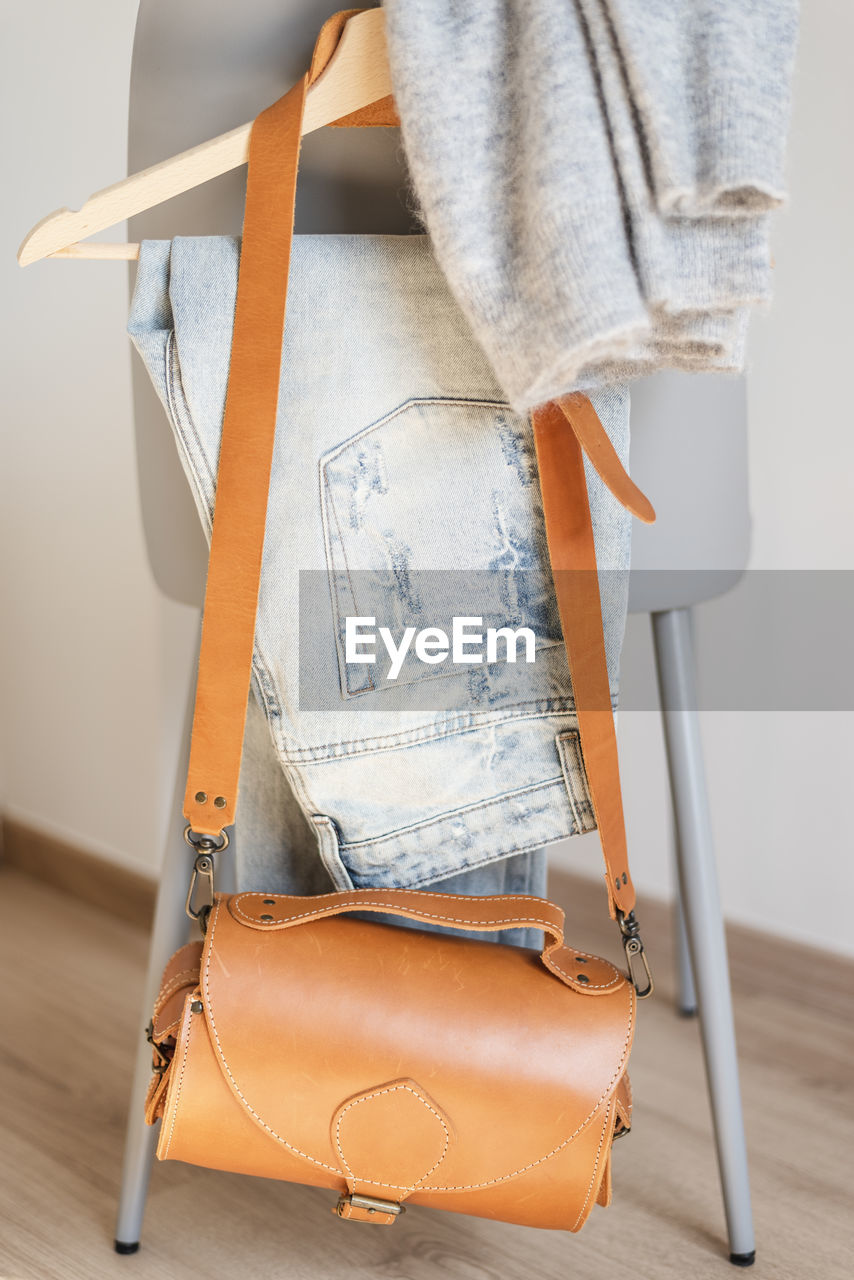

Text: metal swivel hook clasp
xmin=617 ymin=909 xmax=654 ymax=999
xmin=183 ymin=826 xmax=229 ymax=933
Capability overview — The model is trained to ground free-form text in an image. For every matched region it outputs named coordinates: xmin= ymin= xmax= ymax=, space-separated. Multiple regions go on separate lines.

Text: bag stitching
xmin=545 ymin=955 xmax=622 ymax=992
xmin=570 ymin=1101 xmax=612 ymax=1231
xmin=234 ymin=888 xmax=557 ymax=908
xmin=162 ymin=997 xmax=195 ymax=1159
xmin=229 ymin=894 xmax=560 ymax=930
xmin=196 ymin=900 xmax=634 ymax=1189
xmin=153 ymin=968 xmax=201 ymax=1011
xmin=405 ymin=991 xmax=633 ymax=1192
xmin=229 ymin=893 xmax=620 ymax=991
xmin=334 ymin=1083 xmax=451 ymax=1193
xmin=203 ymin=901 xmax=343 ymax=1178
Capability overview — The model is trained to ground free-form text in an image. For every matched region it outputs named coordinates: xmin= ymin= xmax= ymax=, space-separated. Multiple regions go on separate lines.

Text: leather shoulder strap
xmin=180 ymin=11 xmax=655 ymax=930
xmin=183 ymin=10 xmax=392 ymax=837
xmin=532 ymin=400 xmax=652 ymax=919
xmin=182 ymin=73 xmax=307 ymax=836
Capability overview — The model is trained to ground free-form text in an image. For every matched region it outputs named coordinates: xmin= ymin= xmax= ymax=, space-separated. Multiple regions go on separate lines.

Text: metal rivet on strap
xmin=214 ymin=796 xmax=227 ymax=809
xmin=622 ymin=872 xmax=628 ymax=885
xmin=575 ymin=955 xmax=588 ymax=963
xmin=260 ymin=914 xmax=274 ymax=922
xmin=190 ymin=1000 xmax=203 ymax=1013
xmin=195 ymin=792 xmax=207 ymax=804
xmin=576 ymin=973 xmax=590 ymax=984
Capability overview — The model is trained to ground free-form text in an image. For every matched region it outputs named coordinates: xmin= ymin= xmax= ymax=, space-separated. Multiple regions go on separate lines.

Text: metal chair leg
xmin=673 ymin=830 xmax=699 ymax=1017
xmin=114 ymin=650 xmax=199 ymax=1254
xmin=672 ymin=611 xmax=698 ymax=1018
xmin=651 ymin=607 xmax=756 ymax=1267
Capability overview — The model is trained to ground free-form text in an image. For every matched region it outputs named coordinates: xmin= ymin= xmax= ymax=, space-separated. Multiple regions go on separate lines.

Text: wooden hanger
xmin=17 ymin=8 xmax=391 ymax=267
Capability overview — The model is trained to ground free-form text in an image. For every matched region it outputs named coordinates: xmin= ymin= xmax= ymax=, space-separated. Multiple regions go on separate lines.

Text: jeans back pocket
xmin=320 ymin=398 xmax=564 ymax=699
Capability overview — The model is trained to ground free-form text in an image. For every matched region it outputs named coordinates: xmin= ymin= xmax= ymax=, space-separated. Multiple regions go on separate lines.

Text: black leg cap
xmin=677 ymin=1006 xmax=699 ymax=1019
xmin=114 ymin=1240 xmax=140 ymax=1255
xmin=729 ymin=1251 xmax=756 ymax=1267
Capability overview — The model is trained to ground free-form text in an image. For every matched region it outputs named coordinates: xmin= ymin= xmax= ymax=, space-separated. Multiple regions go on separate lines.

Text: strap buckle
xmin=334 ymin=1193 xmax=406 ymax=1224
xmin=184 ymin=827 xmax=229 ymax=933
xmin=617 ymin=910 xmax=654 ymax=999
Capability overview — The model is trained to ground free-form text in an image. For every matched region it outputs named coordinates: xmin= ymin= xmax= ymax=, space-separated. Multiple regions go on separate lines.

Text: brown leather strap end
xmin=558 ymin=393 xmax=656 ymax=525
xmin=310 ymin=9 xmax=399 ymax=127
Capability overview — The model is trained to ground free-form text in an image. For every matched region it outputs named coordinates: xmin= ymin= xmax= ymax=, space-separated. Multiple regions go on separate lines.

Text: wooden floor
xmin=1 ymin=865 xmax=852 ymax=1280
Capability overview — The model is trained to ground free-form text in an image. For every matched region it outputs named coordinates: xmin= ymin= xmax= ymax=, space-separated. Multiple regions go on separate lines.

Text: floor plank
xmin=0 ymin=866 xmax=851 ymax=1280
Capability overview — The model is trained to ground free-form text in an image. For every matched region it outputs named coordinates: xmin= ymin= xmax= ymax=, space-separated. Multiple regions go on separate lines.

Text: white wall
xmin=1 ymin=1 xmax=198 ymax=872
xmin=2 ymin=2 xmax=852 ymax=954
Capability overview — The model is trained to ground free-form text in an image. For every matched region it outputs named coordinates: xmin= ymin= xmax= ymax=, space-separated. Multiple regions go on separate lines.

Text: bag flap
xmin=152 ymin=940 xmax=203 ymax=1039
xmin=196 ymin=895 xmax=634 ymax=1197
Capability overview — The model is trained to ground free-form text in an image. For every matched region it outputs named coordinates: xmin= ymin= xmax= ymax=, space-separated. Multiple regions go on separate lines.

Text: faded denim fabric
xmin=128 ymin=235 xmax=631 ymax=924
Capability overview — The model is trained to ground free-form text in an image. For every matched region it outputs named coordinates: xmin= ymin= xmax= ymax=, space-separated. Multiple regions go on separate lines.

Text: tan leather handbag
xmin=145 ymin=11 xmax=655 ymax=1235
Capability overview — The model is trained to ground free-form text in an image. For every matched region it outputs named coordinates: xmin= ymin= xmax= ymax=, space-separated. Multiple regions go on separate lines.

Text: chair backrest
xmin=628 ymin=372 xmax=750 ymax=613
xmin=129 ymin=0 xmax=751 ymax=615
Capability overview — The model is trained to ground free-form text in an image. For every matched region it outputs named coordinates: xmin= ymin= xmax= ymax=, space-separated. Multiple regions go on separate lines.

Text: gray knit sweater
xmin=383 ymin=0 xmax=799 ymax=412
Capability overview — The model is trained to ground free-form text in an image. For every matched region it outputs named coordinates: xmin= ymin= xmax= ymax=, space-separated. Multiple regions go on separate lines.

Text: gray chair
xmin=115 ymin=0 xmax=755 ymax=1265
xmin=629 ymin=372 xmax=754 ymax=1268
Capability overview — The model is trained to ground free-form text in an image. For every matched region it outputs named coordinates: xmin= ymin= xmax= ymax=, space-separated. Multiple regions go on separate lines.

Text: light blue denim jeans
xmin=128 ymin=235 xmax=631 ymax=944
